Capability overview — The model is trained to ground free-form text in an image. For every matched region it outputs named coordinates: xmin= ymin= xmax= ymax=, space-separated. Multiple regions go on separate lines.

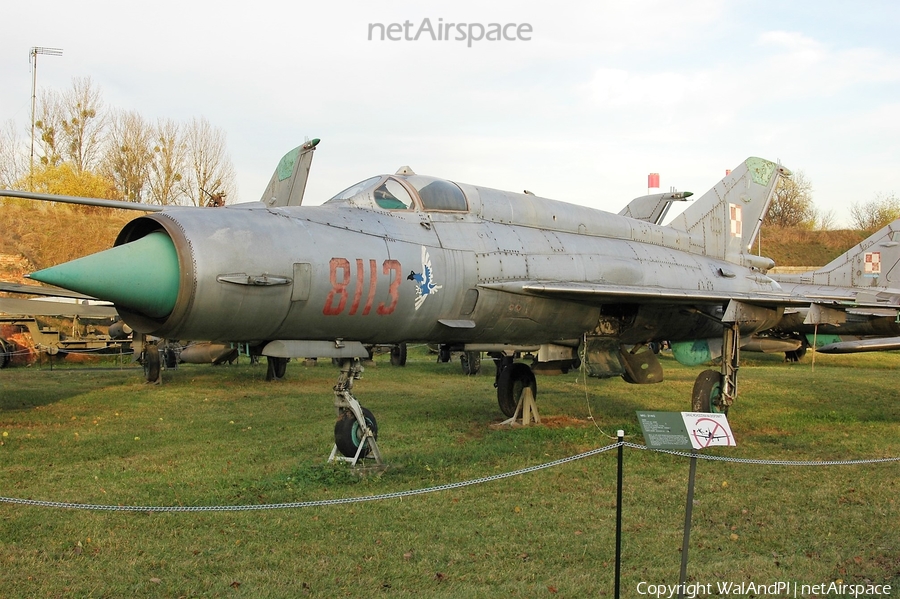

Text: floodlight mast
xmin=29 ymin=46 xmax=63 ymax=191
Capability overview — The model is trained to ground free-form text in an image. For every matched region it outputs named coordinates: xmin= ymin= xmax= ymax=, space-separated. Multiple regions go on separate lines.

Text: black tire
xmin=460 ymin=351 xmax=481 ymax=375
xmin=164 ymin=346 xmax=178 ymax=369
xmin=496 ymin=362 xmax=537 ymax=417
xmin=438 ymin=345 xmax=451 ymax=363
xmin=691 ymin=369 xmax=725 ymax=413
xmin=390 ymin=343 xmax=407 ymax=367
xmin=785 ymin=346 xmax=807 ymax=362
xmin=266 ymin=356 xmax=288 ymax=381
xmin=334 ymin=407 xmax=378 ymax=458
xmin=144 ymin=344 xmax=161 ymax=383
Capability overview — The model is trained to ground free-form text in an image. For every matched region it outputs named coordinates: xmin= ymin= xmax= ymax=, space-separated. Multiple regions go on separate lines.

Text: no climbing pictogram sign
xmin=683 ymin=412 xmax=735 ymax=449
xmin=637 ymin=412 xmax=736 ymax=450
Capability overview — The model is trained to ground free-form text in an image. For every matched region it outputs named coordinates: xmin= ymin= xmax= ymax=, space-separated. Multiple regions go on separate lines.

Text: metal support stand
xmin=328 ymin=359 xmax=383 ymax=466
xmin=677 ymin=450 xmax=699 ymax=599
xmin=498 ymin=387 xmax=541 ymax=426
xmin=811 ymin=323 xmax=818 ymax=372
xmin=614 ymin=430 xmax=624 ymax=599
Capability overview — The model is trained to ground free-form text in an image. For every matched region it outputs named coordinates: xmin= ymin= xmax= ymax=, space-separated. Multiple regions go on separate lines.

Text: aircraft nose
xmin=28 ymin=231 xmax=180 ymax=319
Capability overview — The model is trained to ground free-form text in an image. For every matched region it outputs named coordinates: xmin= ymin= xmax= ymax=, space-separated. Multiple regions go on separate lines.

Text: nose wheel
xmin=328 ymin=358 xmax=383 ymax=466
xmin=334 ymin=406 xmax=378 ymax=458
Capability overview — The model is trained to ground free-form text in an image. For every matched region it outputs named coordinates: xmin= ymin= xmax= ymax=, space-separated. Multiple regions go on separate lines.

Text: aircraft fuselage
xmin=108 ymin=177 xmax=782 ymax=348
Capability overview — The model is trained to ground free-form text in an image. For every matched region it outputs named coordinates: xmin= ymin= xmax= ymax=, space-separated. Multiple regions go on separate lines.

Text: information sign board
xmin=637 ymin=411 xmax=736 ymax=450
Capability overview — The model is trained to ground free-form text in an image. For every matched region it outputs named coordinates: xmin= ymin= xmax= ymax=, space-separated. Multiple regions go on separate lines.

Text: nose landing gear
xmin=328 ymin=358 xmax=383 ymax=466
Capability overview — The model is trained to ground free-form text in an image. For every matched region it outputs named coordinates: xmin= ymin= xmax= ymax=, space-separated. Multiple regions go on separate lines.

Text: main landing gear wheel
xmin=0 ymin=338 xmax=10 ymax=369
xmin=390 ymin=343 xmax=407 ymax=366
xmin=266 ymin=356 xmax=288 ymax=380
xmin=143 ymin=342 xmax=161 ymax=384
xmin=437 ymin=344 xmax=452 ymax=363
xmin=334 ymin=407 xmax=379 ymax=458
xmin=460 ymin=351 xmax=481 ymax=376
xmin=497 ymin=362 xmax=537 ymax=418
xmin=692 ymin=369 xmax=727 ymax=414
xmin=784 ymin=346 xmax=807 ymax=362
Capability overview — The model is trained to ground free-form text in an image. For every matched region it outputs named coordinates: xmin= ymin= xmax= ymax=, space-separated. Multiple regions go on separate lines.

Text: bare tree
xmin=764 ymin=170 xmax=816 ymax=229
xmin=9 ymin=80 xmax=237 ymax=204
xmin=59 ymin=77 xmax=106 ymax=172
xmin=33 ymin=78 xmax=105 ymax=173
xmin=103 ymin=110 xmax=153 ymax=202
xmin=816 ymin=208 xmax=837 ymax=230
xmin=0 ymin=120 xmax=27 ymax=189
xmin=182 ymin=117 xmax=236 ymax=206
xmin=34 ymin=88 xmax=65 ymax=167
xmin=849 ymin=192 xmax=900 ymax=231
xmin=147 ymin=119 xmax=186 ymax=205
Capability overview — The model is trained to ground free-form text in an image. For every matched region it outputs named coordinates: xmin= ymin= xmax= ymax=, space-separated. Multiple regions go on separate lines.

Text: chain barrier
xmin=1 ymin=346 xmax=136 ymax=358
xmin=626 ymin=441 xmax=900 ymax=466
xmin=0 ymin=443 xmax=622 ymax=513
xmin=46 ymin=347 xmax=135 ymax=356
xmin=1 ymin=441 xmax=898 ymax=513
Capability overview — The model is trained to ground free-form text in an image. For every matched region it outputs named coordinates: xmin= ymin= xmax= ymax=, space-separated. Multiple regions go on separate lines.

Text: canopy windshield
xmin=401 ymin=176 xmax=468 ymax=211
xmin=325 ymin=174 xmax=468 ymax=212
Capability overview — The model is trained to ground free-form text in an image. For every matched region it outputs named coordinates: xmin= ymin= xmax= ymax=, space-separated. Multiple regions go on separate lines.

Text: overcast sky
xmin=2 ymin=0 xmax=898 ymax=227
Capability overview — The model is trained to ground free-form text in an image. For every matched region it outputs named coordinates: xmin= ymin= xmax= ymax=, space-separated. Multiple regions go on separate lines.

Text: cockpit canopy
xmin=326 ymin=174 xmax=468 ymax=212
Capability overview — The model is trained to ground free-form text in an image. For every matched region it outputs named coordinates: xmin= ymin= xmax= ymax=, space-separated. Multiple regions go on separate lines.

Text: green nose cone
xmin=29 ymin=231 xmax=180 ymax=319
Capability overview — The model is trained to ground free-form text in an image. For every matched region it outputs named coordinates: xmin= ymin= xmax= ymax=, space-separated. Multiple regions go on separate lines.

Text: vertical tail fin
xmin=258 ymin=138 xmax=320 ymax=207
xmin=666 ymin=157 xmax=791 ymax=264
xmin=771 ymin=219 xmax=900 ymax=289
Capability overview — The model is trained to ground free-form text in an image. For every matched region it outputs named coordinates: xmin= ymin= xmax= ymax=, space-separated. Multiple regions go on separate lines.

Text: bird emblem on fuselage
xmin=407 ymin=246 xmax=442 ymax=310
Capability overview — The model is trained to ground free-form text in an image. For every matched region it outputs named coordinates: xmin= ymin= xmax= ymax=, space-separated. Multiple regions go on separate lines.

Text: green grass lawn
xmin=1 ymin=347 xmax=898 ymax=597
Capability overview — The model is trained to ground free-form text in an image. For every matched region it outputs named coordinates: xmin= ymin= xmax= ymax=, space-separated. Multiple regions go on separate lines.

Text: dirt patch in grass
xmin=538 ymin=415 xmax=594 ymax=429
